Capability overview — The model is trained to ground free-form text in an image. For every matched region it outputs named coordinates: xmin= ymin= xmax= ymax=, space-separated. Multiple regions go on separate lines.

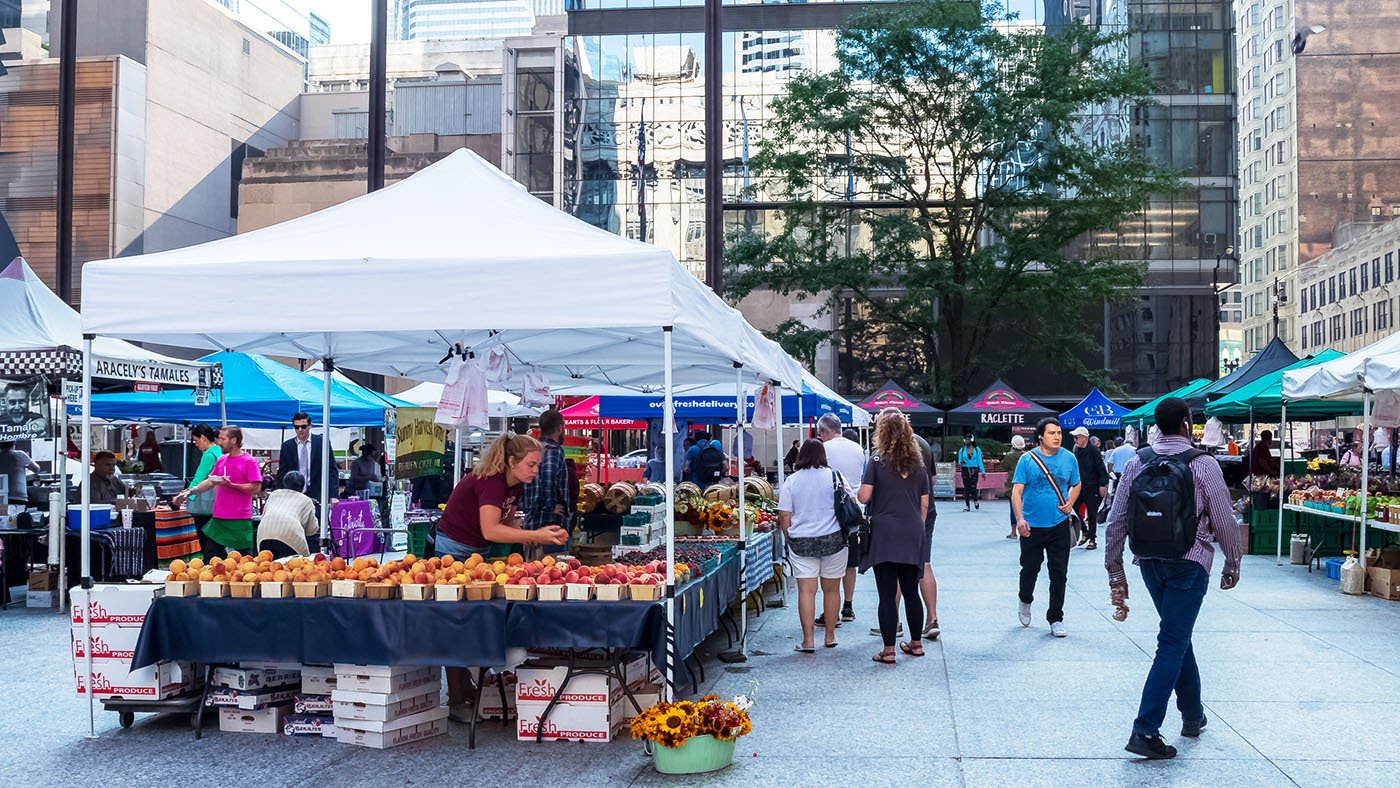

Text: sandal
xmin=1085 ymin=541 xmax=1097 ymax=551
xmin=794 ymin=644 xmax=815 ymax=654
xmin=899 ymin=641 xmax=925 ymax=657
xmin=871 ymin=651 xmax=896 ymax=664
xmin=824 ymin=640 xmax=838 ymax=649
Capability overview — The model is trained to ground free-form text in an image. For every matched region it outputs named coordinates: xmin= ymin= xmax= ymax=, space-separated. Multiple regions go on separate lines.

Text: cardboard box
xmin=478 ymin=671 xmax=517 ymax=720
xmin=76 ymin=660 xmax=190 ymax=700
xmin=333 ymin=703 xmax=445 ymax=734
xmin=283 ymin=713 xmax=334 ymax=737
xmin=332 ymin=686 xmax=442 ymax=723
xmin=517 ymin=697 xmax=628 ymax=742
xmin=28 ymin=567 xmax=57 ymax=591
xmin=335 ymin=707 xmax=449 ymax=749
xmin=515 ymin=654 xmax=650 ymax=704
xmin=70 ymin=583 xmax=162 ymax=628
xmin=71 ymin=624 xmax=142 ymax=660
xmin=294 ymin=693 xmax=334 ymax=715
xmin=211 ymin=665 xmax=301 ymax=691
xmin=333 ymin=665 xmax=436 ymax=695
xmin=625 ymin=684 xmax=662 ymax=722
xmin=205 ymin=686 xmax=298 ymax=710
xmin=301 ymin=665 xmax=337 ymax=695
xmin=218 ymin=704 xmax=291 ymax=734
xmin=1368 ymin=565 xmax=1400 ymax=600
xmin=26 ymin=590 xmax=57 ymax=608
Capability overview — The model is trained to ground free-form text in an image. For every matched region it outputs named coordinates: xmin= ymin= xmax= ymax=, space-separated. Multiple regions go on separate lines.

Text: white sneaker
xmin=1050 ymin=622 xmax=1067 ymax=638
xmin=1018 ymin=602 xmax=1032 ymax=627
xmin=448 ymin=703 xmax=475 ymax=723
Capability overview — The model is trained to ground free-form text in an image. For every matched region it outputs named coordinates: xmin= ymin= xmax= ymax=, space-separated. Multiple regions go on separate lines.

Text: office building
xmin=205 ymin=0 xmax=331 ymax=57
xmin=393 ymin=0 xmax=537 ymax=41
xmin=1296 ymin=219 xmax=1400 ymax=354
xmin=15 ymin=0 xmax=304 ymax=303
xmin=561 ymin=1 xmax=1234 ymax=396
xmin=1236 ymin=0 xmax=1400 ymax=356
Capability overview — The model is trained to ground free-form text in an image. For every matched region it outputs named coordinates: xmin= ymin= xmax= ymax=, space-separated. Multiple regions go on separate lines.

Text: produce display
xmin=675 ymin=480 xmax=777 ymax=535
xmin=1287 ymin=487 xmax=1400 ymax=520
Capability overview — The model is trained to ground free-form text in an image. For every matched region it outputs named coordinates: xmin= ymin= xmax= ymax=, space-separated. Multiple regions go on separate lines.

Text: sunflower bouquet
xmin=629 ymin=694 xmax=754 ymax=748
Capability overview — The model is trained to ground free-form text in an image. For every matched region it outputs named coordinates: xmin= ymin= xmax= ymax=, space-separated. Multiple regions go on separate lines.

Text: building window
xmin=1375 ymin=257 xmax=1383 ymax=286
xmin=1329 ymin=277 xmax=1337 ymax=302
xmin=1313 ymin=321 xmax=1323 ymax=346
xmin=1387 ymin=252 xmax=1395 ymax=282
xmin=1350 ymin=267 xmax=1358 ymax=295
xmin=1331 ymin=314 xmax=1344 ymax=340
xmin=1362 ymin=263 xmax=1370 ymax=291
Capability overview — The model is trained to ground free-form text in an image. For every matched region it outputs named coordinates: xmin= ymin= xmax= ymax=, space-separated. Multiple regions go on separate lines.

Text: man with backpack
xmin=1104 ymin=397 xmax=1244 ymax=760
xmin=695 ymin=439 xmax=727 ymax=486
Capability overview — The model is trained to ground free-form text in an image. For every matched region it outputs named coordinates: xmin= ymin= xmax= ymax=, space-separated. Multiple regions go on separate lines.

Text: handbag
xmin=185 ymin=488 xmax=215 ymax=517
xmin=832 ymin=469 xmax=864 ymax=531
xmin=1022 ymin=449 xmax=1083 ymax=542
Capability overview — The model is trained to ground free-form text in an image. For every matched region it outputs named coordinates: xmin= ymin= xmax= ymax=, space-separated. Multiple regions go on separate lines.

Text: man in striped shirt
xmin=1104 ymin=396 xmax=1244 ymax=760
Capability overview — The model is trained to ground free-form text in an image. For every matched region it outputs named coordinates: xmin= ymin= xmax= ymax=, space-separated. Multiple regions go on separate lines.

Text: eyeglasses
xmin=293 ymin=424 xmax=311 ymax=430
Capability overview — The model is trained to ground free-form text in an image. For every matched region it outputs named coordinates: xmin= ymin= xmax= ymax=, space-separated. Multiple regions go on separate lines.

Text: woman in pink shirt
xmin=176 ymin=425 xmax=262 ymax=557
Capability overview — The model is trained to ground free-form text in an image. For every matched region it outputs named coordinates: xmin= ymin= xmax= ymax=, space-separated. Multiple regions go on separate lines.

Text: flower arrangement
xmin=630 ymin=693 xmax=753 ymax=748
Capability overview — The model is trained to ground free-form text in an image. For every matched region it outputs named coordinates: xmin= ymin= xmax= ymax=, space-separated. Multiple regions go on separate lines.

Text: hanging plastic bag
xmin=481 ymin=346 xmax=512 ymax=384
xmin=520 ymin=367 xmax=552 ymax=408
xmin=1375 ymin=426 xmax=1391 ymax=451
xmin=434 ymin=357 xmax=471 ymax=428
xmin=1375 ymin=391 xmax=1400 ymax=428
xmin=1339 ymin=555 xmax=1366 ymax=595
xmin=461 ymin=357 xmax=491 ymax=430
xmin=752 ymin=384 xmax=778 ymax=431
xmin=1202 ymin=417 xmax=1224 ymax=447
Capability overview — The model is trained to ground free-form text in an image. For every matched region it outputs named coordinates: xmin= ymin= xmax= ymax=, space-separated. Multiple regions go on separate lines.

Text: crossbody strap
xmin=1024 ymin=449 xmax=1069 ymax=506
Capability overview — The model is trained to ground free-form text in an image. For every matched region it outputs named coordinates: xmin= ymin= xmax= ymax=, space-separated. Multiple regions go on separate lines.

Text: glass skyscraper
xmin=393 ymin=0 xmax=537 ymax=40
xmin=561 ymin=0 xmax=1235 ymax=394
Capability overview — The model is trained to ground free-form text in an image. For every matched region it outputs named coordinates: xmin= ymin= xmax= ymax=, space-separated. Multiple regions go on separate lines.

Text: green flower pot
xmin=651 ymin=734 xmax=736 ymax=774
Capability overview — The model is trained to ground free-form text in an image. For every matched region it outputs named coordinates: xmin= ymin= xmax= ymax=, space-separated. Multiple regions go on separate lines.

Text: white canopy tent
xmin=395 ymin=381 xmax=540 ymax=419
xmin=1283 ymin=333 xmax=1400 ymax=572
xmin=76 ymin=148 xmax=805 ymax=726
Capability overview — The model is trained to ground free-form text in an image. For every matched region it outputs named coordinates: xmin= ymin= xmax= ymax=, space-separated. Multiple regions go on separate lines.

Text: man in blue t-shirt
xmin=1011 ymin=417 xmax=1081 ymax=637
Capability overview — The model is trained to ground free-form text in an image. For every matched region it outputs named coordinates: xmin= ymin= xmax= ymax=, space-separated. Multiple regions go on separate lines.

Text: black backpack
xmin=1127 ymin=447 xmax=1205 ymax=559
xmin=696 ymin=446 xmax=725 ymax=485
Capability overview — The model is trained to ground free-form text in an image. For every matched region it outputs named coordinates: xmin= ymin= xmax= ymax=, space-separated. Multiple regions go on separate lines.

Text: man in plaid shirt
xmin=521 ymin=409 xmax=571 ymax=550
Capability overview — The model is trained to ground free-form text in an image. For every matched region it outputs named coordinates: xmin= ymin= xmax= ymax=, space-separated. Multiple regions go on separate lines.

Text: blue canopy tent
xmin=77 ymin=351 xmax=405 ymax=427
xmin=1059 ymin=387 xmax=1132 ymax=430
xmin=592 ymin=382 xmax=856 ymax=424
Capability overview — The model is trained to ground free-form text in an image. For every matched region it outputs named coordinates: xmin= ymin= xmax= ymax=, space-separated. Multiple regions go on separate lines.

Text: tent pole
xmin=219 ymin=387 xmax=227 ymax=428
xmin=1360 ymin=391 xmax=1372 ymax=569
xmin=320 ymin=359 xmax=333 ymax=551
xmin=1276 ymin=402 xmax=1286 ymax=566
xmin=773 ymin=381 xmax=784 ymax=488
xmin=181 ymin=421 xmax=189 ymax=485
xmin=453 ymin=427 xmax=463 ymax=486
xmin=661 ymin=327 xmax=675 ymax=702
xmin=724 ymin=363 xmax=748 ymax=663
xmin=80 ymin=335 xmax=95 ymax=737
xmin=56 ymin=377 xmax=69 ymax=611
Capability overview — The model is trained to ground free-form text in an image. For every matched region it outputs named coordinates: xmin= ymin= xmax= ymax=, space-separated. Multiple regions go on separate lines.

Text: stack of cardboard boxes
xmin=331 ymin=665 xmax=447 ymax=748
xmin=1367 ymin=548 xmax=1400 ymax=600
xmin=27 ymin=565 xmax=58 ymax=608
xmin=71 ymin=584 xmax=194 ymax=700
xmin=285 ymin=665 xmax=338 ymax=737
xmin=514 ymin=652 xmax=661 ymax=743
xmin=212 ymin=664 xmax=301 ymax=733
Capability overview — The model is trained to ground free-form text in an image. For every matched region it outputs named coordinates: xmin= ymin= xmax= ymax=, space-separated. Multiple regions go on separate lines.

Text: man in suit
xmin=276 ymin=412 xmax=339 ymax=496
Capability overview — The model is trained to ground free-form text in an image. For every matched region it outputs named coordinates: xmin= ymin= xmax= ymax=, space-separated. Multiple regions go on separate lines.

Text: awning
xmin=1058 ymin=387 xmax=1132 ymax=430
xmin=946 ymin=379 xmax=1054 ymax=427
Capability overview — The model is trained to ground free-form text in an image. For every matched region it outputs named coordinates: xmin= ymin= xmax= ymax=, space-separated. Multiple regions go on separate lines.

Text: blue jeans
xmin=433 ymin=530 xmax=485 ymax=560
xmin=1134 ymin=559 xmax=1208 ymax=736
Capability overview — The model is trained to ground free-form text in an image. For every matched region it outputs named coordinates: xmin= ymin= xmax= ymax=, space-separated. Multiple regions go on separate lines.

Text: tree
xmin=724 ymin=0 xmax=1182 ymax=402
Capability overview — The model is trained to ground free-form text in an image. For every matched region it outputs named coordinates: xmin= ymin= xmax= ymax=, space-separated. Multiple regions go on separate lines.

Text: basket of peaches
xmin=163 ymin=550 xmax=337 ymax=600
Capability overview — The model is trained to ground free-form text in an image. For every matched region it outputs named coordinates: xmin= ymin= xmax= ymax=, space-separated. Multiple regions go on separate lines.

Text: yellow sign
xmin=395 ymin=407 xmax=447 ymax=478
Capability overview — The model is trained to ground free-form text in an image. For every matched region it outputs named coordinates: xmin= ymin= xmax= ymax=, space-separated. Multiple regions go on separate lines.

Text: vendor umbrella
xmin=946 ymin=379 xmax=1054 ymax=428
xmin=1205 ymin=349 xmax=1355 ymax=422
xmin=1120 ymin=378 xmax=1213 ymax=429
xmin=1059 ymin=387 xmax=1132 ymax=430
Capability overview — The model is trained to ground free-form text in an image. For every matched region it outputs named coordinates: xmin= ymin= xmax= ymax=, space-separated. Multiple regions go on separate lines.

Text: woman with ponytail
xmin=441 ymin=432 xmax=569 ymax=724
xmin=435 ymin=432 xmax=570 ymax=558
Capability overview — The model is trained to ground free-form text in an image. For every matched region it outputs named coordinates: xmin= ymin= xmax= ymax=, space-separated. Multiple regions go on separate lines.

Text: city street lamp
xmin=1213 ymin=245 xmax=1238 ymax=375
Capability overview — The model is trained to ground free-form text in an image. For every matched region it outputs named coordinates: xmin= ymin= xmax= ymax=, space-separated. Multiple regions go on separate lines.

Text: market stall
xmin=857 ymin=379 xmax=945 ymax=426
xmin=0 ymin=257 xmax=221 ymax=606
xmin=1058 ymin=387 xmax=1131 ymax=431
xmin=1120 ymin=378 xmax=1213 ymax=432
xmin=1284 ymin=332 xmax=1400 ymax=571
xmin=75 ymin=148 xmax=806 ymax=736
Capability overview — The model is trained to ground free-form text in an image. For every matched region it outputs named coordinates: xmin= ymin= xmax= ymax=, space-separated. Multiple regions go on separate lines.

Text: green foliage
xmin=764 ymin=318 xmax=828 ymax=371
xmin=725 ymin=0 xmax=1183 ymax=401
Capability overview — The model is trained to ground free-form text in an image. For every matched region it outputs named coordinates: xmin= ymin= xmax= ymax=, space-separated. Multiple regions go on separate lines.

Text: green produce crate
xmin=407 ymin=520 xmax=432 ymax=557
xmin=622 ymin=512 xmax=651 ymax=528
xmin=633 ymin=493 xmax=664 ymax=508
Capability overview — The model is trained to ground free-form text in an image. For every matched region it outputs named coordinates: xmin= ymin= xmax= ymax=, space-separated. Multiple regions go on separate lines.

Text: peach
xmin=507 ymin=553 xmax=524 ymax=566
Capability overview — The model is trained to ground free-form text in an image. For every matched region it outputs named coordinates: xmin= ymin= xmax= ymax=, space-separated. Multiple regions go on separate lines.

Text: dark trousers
xmin=873 ymin=562 xmax=922 ymax=647
xmin=1134 ymin=559 xmax=1208 ymax=736
xmin=1018 ymin=520 xmax=1071 ymax=623
xmin=1078 ymin=489 xmax=1102 ymax=541
xmin=960 ymin=467 xmax=980 ymax=507
xmin=261 ymin=539 xmax=298 ymax=560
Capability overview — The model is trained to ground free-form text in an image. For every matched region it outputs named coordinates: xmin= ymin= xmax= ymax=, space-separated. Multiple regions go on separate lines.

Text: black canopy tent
xmin=947 ymin=379 xmax=1056 ymax=429
xmin=1187 ymin=336 xmax=1298 ymax=411
xmin=857 ymin=379 xmax=945 ymax=426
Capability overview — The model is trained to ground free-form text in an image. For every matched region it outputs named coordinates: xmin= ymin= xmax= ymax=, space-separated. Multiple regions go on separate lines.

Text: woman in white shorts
xmin=778 ymin=438 xmax=849 ymax=653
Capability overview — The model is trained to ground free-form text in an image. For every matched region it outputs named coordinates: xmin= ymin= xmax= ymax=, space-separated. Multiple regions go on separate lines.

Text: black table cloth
xmin=132 ymin=595 xmax=667 ymax=672
xmin=672 ymin=553 xmax=740 ymax=663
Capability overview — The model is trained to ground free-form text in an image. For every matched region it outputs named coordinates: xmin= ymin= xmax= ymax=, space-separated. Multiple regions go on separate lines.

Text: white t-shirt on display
xmin=777 ymin=467 xmax=841 ymax=538
xmin=822 ymin=437 xmax=866 ymax=495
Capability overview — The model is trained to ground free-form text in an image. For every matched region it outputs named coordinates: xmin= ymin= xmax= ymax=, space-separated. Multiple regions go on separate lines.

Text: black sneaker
xmin=814 ymin=613 xmax=838 ymax=628
xmin=1125 ymin=733 xmax=1177 ymax=760
xmin=1181 ymin=715 xmax=1207 ymax=738
xmin=840 ymin=606 xmax=856 ymax=622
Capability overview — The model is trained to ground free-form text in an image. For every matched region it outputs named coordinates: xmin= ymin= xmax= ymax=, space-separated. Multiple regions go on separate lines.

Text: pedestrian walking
xmin=815 ymin=413 xmax=865 ymax=626
xmin=859 ymin=408 xmax=930 ymax=663
xmin=1010 ymin=417 xmax=1080 ymax=637
xmin=1071 ymin=427 xmax=1109 ymax=550
xmin=1002 ymin=435 xmax=1026 ymax=538
xmin=957 ymin=435 xmax=984 ymax=510
xmin=1104 ymin=397 xmax=1244 ymax=759
xmin=778 ymin=438 xmax=847 ymax=652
